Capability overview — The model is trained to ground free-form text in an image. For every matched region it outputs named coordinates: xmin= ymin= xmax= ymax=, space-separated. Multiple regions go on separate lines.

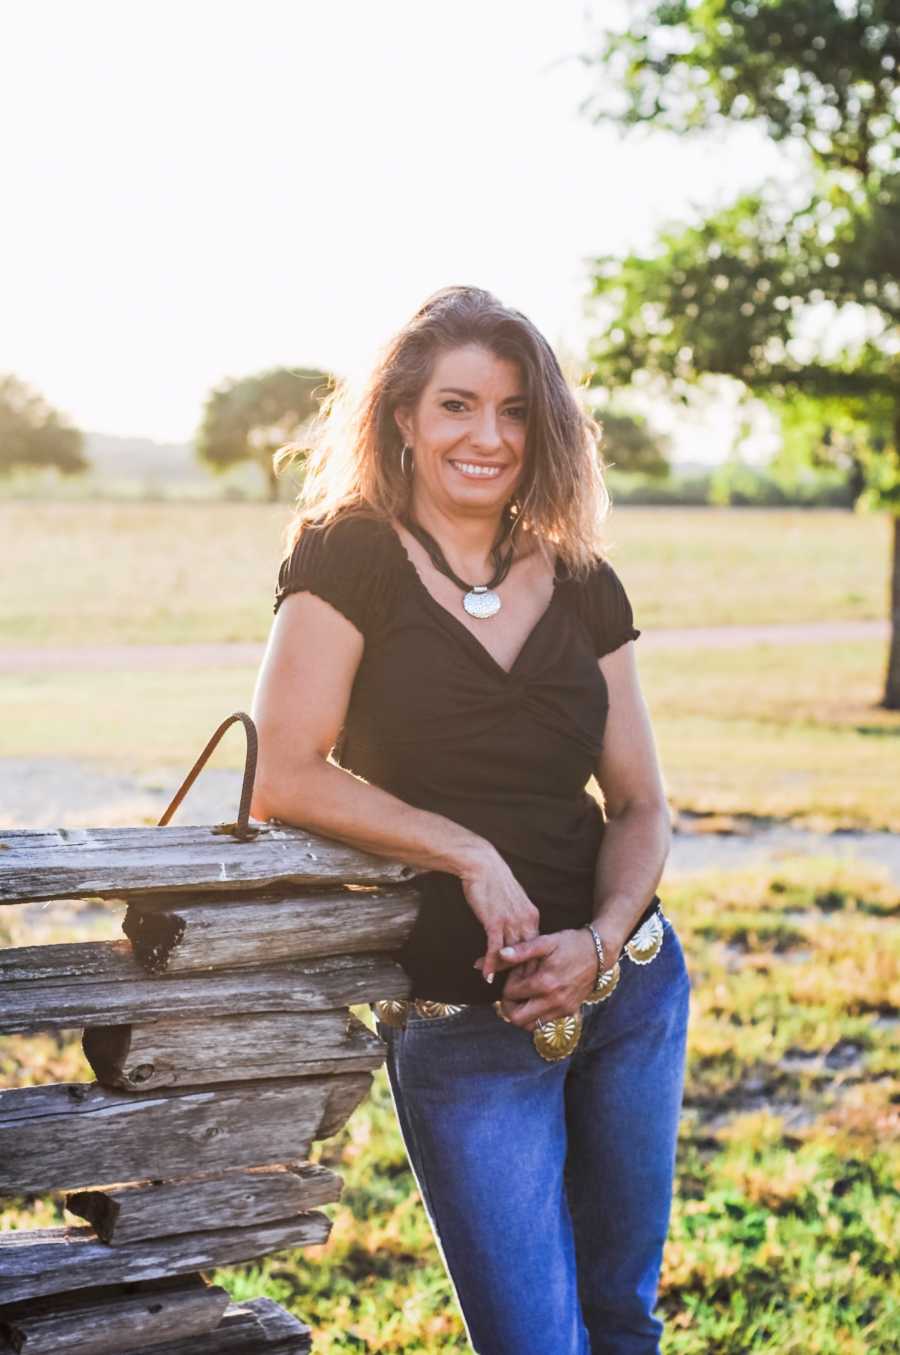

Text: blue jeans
xmin=373 ymin=914 xmax=691 ymax=1355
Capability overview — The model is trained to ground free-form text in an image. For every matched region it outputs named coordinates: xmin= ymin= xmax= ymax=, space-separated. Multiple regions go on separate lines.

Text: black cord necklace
xmin=399 ymin=506 xmax=518 ymax=619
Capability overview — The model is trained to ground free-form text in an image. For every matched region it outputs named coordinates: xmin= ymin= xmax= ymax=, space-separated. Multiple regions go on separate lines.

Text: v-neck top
xmin=274 ymin=509 xmax=654 ymax=1004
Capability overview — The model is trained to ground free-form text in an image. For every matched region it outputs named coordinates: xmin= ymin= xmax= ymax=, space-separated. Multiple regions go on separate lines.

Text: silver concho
xmin=463 ymin=587 xmax=502 ymax=619
xmin=415 ymin=1000 xmax=467 ymax=1019
xmin=584 ymin=960 xmax=621 ymax=1003
xmin=624 ymin=911 xmax=665 ymax=965
xmin=373 ymin=999 xmax=410 ymax=1028
xmin=533 ymin=1011 xmax=582 ymax=1061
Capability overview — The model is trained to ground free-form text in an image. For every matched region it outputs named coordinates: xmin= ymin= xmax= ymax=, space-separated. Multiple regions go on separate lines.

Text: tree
xmin=582 ymin=0 xmax=900 ymax=706
xmin=0 ymin=374 xmax=87 ymax=476
xmin=591 ymin=407 xmax=672 ymax=477
xmin=196 ymin=367 xmax=331 ymax=501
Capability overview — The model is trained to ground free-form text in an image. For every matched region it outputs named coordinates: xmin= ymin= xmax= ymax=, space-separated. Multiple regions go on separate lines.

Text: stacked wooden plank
xmin=0 ymin=824 xmax=420 ymax=1352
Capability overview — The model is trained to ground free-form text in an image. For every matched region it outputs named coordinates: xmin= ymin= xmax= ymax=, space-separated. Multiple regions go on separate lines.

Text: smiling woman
xmin=251 ymin=285 xmax=684 ymax=1355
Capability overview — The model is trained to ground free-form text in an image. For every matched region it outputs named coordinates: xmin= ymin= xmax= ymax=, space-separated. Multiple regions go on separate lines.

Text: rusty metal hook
xmin=158 ymin=711 xmax=260 ymax=840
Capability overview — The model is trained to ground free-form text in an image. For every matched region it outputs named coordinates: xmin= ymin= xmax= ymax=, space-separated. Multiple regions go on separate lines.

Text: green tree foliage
xmin=196 ymin=367 xmax=331 ymax=501
xmin=587 ymin=181 xmax=897 ymax=494
xmin=582 ymin=0 xmax=899 ymax=174
xmin=592 ymin=407 xmax=672 ymax=476
xmin=582 ymin=0 xmax=900 ymax=704
xmin=0 ymin=374 xmax=87 ymax=476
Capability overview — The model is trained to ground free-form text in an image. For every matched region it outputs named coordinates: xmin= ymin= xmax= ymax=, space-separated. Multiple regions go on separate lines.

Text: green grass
xmin=3 ymin=860 xmax=896 ymax=1351
xmin=0 ymin=501 xmax=287 ymax=647
xmin=607 ymin=505 xmax=891 ymax=632
xmin=0 ymin=668 xmax=258 ymax=768
xmin=643 ymin=639 xmax=900 ymax=830
xmin=0 ymin=502 xmax=891 ymax=647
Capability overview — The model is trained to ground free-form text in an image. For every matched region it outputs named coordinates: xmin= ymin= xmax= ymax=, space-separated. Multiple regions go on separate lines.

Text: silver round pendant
xmin=463 ymin=587 xmax=502 ymax=619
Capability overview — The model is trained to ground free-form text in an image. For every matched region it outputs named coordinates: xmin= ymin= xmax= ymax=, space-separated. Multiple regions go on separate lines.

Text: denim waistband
xmin=374 ymin=904 xmax=668 ymax=1062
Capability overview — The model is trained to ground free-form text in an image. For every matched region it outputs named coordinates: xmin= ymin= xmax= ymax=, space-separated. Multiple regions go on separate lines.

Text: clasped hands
xmin=473 ymin=927 xmax=622 ymax=1033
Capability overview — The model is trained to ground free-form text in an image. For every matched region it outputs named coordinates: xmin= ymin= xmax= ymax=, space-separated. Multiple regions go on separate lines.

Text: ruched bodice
xmin=274 ymin=510 xmax=648 ymax=1002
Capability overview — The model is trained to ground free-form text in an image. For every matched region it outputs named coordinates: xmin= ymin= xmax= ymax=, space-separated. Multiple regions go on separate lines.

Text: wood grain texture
xmin=65 ymin=1164 xmax=342 ymax=1246
xmin=0 ymin=1073 xmax=371 ymax=1194
xmin=0 ymin=940 xmax=137 ymax=984
xmin=83 ymin=1010 xmax=386 ymax=1090
xmin=0 ymin=1215 xmax=330 ymax=1305
xmin=0 ymin=826 xmax=402 ymax=1343
xmin=123 ymin=886 xmax=420 ymax=974
xmin=0 ymin=824 xmax=420 ymax=904
xmin=0 ymin=947 xmax=409 ymax=1034
xmin=129 ymin=1297 xmax=312 ymax=1354
xmin=0 ymin=1275 xmax=229 ymax=1355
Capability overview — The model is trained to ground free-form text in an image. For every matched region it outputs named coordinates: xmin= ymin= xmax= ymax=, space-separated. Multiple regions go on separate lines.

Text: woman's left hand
xmin=476 ymin=928 xmax=621 ymax=1032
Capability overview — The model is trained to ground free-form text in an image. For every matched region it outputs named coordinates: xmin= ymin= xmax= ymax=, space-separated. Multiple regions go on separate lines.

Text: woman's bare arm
xmin=591 ymin=640 xmax=672 ymax=953
xmin=251 ymin=591 xmax=494 ymax=878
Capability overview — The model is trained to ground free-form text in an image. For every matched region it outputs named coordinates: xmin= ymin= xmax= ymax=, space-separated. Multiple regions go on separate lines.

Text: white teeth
xmin=451 ymin=461 xmax=503 ymax=478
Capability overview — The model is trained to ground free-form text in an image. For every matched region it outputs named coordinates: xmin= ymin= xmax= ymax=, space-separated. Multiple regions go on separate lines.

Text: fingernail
xmin=485 ymin=972 xmax=494 ymax=984
xmin=500 ymin=946 xmax=515 ymax=958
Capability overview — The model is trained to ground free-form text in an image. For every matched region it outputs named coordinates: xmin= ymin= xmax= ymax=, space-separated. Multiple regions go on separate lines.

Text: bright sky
xmin=1 ymin=0 xmax=795 ymax=456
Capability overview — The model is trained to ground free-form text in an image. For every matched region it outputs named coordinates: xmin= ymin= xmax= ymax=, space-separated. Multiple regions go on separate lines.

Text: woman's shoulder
xmin=300 ymin=507 xmax=395 ymax=549
xmin=274 ymin=509 xmax=402 ymax=635
xmin=562 ymin=553 xmax=641 ymax=658
xmin=282 ymin=508 xmax=401 ymax=568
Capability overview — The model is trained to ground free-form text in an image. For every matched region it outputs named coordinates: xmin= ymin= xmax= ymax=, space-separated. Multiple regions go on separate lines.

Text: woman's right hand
xmin=459 ymin=845 xmax=541 ymax=983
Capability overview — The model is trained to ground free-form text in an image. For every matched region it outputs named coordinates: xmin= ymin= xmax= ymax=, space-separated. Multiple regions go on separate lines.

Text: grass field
xmin=1 ymin=501 xmax=892 ymax=647
xmin=2 ymin=499 xmax=898 ymax=829
xmin=2 ymin=859 xmax=897 ymax=1352
xmin=3 ymin=637 xmax=897 ymax=830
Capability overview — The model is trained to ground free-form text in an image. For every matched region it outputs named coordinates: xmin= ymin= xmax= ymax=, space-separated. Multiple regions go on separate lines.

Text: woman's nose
xmin=469 ymin=410 xmax=503 ymax=450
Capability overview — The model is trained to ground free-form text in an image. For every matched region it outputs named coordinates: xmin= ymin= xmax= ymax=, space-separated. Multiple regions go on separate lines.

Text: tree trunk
xmin=885 ymin=511 xmax=900 ymax=709
xmin=263 ymin=454 xmax=279 ymax=503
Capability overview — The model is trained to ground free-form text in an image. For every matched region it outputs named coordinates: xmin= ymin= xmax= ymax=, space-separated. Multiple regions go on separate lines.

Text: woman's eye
xmin=441 ymin=400 xmax=527 ymax=419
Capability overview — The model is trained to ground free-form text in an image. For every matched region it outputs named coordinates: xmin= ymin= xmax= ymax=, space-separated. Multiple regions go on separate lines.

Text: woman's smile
xmin=448 ymin=459 xmax=508 ymax=480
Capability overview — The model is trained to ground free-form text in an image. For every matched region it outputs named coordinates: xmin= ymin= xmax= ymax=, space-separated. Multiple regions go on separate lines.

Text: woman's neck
xmin=404 ymin=497 xmax=518 ymax=579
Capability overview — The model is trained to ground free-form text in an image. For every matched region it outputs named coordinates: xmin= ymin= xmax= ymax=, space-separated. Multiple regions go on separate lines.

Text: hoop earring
xmin=400 ymin=443 xmax=413 ymax=477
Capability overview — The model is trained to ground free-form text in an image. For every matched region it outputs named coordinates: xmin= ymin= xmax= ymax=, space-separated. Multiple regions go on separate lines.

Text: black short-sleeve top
xmin=274 ymin=511 xmax=653 ymax=1004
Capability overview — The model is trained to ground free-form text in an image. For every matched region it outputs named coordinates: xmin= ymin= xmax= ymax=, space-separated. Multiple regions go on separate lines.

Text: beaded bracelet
xmin=583 ymin=922 xmax=621 ymax=1004
xmin=584 ymin=921 xmax=606 ymax=978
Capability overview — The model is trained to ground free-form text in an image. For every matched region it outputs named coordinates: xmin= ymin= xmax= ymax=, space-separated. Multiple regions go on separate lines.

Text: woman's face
xmin=394 ymin=344 xmax=528 ymax=519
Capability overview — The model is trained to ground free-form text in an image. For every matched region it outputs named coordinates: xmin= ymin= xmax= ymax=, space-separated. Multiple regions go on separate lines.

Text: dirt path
xmin=0 ymin=620 xmax=888 ymax=673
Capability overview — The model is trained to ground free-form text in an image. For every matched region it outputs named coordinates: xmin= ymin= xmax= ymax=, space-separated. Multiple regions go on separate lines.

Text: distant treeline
xmin=607 ymin=461 xmax=859 ymax=509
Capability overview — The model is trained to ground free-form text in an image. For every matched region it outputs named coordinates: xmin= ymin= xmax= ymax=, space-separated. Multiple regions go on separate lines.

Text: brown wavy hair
xmin=276 ymin=285 xmax=613 ymax=580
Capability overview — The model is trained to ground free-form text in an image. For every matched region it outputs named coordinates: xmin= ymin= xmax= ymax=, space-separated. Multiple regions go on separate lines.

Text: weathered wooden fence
xmin=0 ymin=819 xmax=423 ymax=1352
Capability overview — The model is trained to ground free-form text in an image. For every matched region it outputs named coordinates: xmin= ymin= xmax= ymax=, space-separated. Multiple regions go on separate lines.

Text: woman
xmin=250 ymin=285 xmax=691 ymax=1355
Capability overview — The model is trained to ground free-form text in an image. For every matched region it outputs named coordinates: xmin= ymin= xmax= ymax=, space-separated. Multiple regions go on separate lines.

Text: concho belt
xmin=374 ymin=906 xmax=666 ymax=1063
